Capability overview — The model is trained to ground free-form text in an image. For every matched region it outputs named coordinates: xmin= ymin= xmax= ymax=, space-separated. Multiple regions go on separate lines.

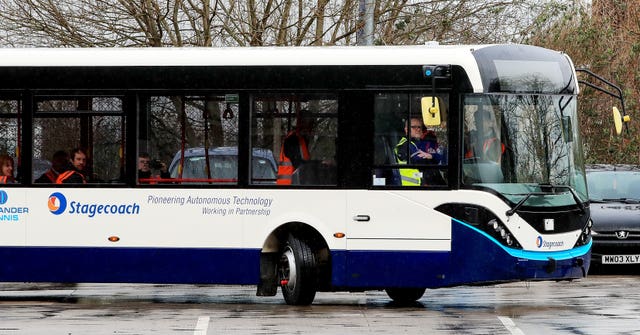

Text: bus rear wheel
xmin=385 ymin=288 xmax=426 ymax=304
xmin=278 ymin=235 xmax=318 ymax=305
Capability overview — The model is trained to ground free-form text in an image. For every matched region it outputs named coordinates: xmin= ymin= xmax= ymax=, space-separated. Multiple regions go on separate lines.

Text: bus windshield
xmin=462 ymin=93 xmax=587 ymax=207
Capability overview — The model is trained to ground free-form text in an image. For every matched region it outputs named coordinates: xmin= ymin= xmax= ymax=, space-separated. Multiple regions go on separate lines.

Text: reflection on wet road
xmin=0 ymin=275 xmax=638 ymax=334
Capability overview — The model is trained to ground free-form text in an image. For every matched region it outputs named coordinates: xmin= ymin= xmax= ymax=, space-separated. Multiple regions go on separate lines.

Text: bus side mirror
xmin=421 ymin=97 xmax=441 ymax=126
xmin=613 ymin=106 xmax=630 ymax=135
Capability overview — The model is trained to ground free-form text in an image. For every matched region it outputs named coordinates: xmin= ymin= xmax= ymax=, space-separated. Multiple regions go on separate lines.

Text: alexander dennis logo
xmin=0 ymin=190 xmax=7 ymax=205
xmin=0 ymin=190 xmax=29 ymax=222
xmin=47 ymin=192 xmax=140 ymax=218
xmin=48 ymin=192 xmax=67 ymax=215
xmin=536 ymin=235 xmax=564 ymax=249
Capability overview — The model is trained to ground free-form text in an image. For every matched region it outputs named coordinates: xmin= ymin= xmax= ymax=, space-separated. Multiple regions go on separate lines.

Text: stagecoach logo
xmin=616 ymin=231 xmax=629 ymax=239
xmin=47 ymin=192 xmax=140 ymax=218
xmin=536 ymin=235 xmax=564 ymax=249
xmin=48 ymin=192 xmax=67 ymax=215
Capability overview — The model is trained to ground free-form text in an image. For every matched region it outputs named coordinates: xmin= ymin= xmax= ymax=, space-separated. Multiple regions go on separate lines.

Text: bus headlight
xmin=506 ymin=235 xmax=513 ymax=246
xmin=489 ymin=219 xmax=499 ymax=230
xmin=484 ymin=218 xmax=520 ymax=248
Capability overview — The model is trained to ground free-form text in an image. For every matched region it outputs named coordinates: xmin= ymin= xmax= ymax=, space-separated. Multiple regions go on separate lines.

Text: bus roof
xmin=0 ymin=45 xmax=490 ymax=92
xmin=0 ymin=44 xmax=574 ymax=94
xmin=0 ymin=45 xmax=488 ymax=67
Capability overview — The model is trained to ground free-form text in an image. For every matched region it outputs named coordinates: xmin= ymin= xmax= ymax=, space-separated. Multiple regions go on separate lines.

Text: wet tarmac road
xmin=0 ymin=275 xmax=639 ymax=335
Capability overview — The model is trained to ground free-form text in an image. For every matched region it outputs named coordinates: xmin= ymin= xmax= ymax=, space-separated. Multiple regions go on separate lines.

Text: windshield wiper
xmin=505 ymin=184 xmax=586 ymax=216
xmin=600 ymin=198 xmax=640 ymax=204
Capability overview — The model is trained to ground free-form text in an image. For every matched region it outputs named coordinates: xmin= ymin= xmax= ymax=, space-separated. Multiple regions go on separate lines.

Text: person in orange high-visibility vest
xmin=0 ymin=154 xmax=16 ymax=184
xmin=277 ymin=110 xmax=313 ymax=185
xmin=35 ymin=150 xmax=69 ymax=184
xmin=55 ymin=167 xmax=86 ymax=184
xmin=482 ymin=136 xmax=506 ymax=163
xmin=55 ymin=149 xmax=87 ymax=184
xmin=476 ymin=106 xmax=505 ymax=163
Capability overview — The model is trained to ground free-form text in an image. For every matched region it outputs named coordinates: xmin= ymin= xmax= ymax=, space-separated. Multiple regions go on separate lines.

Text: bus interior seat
xmin=291 ymin=160 xmax=337 ymax=185
xmin=373 ymin=135 xmax=401 ymax=185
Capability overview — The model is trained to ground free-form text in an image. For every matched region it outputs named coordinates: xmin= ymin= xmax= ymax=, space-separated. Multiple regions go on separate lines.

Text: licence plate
xmin=602 ymin=254 xmax=640 ymax=264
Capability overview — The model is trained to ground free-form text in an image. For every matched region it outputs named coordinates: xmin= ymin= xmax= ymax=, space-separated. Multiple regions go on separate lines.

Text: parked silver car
xmin=168 ymin=147 xmax=277 ymax=184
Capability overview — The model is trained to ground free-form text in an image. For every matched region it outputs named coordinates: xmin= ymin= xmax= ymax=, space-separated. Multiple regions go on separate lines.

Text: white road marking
xmin=498 ymin=316 xmax=526 ymax=335
xmin=194 ymin=316 xmax=210 ymax=335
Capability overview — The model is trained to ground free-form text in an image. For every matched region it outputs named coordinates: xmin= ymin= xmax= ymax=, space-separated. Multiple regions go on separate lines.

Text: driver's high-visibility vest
xmin=394 ymin=137 xmax=421 ymax=186
xmin=277 ymin=131 xmax=310 ymax=185
xmin=0 ymin=176 xmax=10 ymax=183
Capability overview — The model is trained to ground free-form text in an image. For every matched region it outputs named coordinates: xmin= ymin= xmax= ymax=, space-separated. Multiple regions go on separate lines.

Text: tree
xmin=528 ymin=0 xmax=640 ymax=164
xmin=0 ymin=0 xmax=567 ymax=47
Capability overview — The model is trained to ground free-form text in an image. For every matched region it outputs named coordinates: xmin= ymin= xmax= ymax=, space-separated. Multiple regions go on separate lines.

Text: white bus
xmin=0 ymin=44 xmax=609 ymax=305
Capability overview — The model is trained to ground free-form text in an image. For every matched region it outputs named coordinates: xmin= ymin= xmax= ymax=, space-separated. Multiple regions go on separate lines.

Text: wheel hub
xmin=279 ymin=246 xmax=297 ymax=289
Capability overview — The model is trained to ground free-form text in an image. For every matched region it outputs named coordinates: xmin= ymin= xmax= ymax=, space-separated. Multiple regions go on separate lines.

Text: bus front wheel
xmin=385 ymin=288 xmax=426 ymax=304
xmin=278 ymin=235 xmax=318 ymax=305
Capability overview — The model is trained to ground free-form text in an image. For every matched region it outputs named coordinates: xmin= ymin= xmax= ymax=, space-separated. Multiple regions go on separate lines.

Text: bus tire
xmin=385 ymin=288 xmax=426 ymax=304
xmin=278 ymin=235 xmax=318 ymax=305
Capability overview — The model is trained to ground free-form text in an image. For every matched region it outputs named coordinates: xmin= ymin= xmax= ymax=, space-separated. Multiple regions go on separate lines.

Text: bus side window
xmin=252 ymin=94 xmax=338 ymax=186
xmin=141 ymin=95 xmax=240 ymax=185
xmin=0 ymin=98 xmax=20 ymax=184
xmin=32 ymin=96 xmax=125 ymax=185
xmin=373 ymin=93 xmax=448 ymax=187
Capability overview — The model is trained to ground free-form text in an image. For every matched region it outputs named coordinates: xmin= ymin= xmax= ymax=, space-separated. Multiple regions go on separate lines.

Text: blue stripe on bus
xmin=0 ymin=247 xmax=261 ymax=284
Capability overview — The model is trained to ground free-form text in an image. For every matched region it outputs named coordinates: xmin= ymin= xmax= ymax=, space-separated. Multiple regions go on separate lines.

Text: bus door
xmin=345 ymin=191 xmax=452 ymax=287
xmin=343 ymin=92 xmax=452 ymax=287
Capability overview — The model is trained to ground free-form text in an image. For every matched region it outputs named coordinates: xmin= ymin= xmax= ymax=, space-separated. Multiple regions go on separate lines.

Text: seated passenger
xmin=138 ymin=152 xmax=171 ymax=184
xmin=54 ymin=148 xmax=90 ymax=184
xmin=35 ymin=150 xmax=69 ymax=183
xmin=0 ymin=154 xmax=16 ymax=184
